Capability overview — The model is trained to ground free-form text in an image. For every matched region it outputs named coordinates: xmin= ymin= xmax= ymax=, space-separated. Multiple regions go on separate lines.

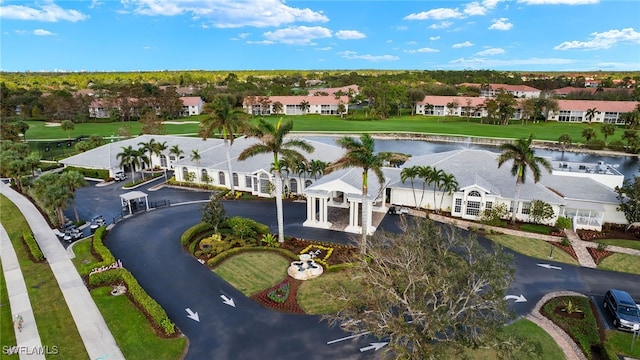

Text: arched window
xmin=218 ymin=171 xmax=226 ymax=185
xmin=232 ymin=173 xmax=239 ymax=187
xmin=160 ymin=155 xmax=167 ymax=167
xmin=468 ymin=190 xmax=481 ymax=197
xmin=289 ymin=179 xmax=298 ymax=193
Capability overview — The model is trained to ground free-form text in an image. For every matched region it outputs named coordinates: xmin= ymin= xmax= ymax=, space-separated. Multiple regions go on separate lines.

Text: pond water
xmin=306 ymin=136 xmax=640 ymax=181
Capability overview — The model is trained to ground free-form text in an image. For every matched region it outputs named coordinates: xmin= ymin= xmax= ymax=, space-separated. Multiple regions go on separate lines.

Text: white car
xmin=114 ymin=171 xmax=126 ymax=181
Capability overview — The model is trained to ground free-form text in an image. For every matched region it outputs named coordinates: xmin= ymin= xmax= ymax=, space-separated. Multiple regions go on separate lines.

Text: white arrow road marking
xmin=220 ymin=295 xmax=236 ymax=307
xmin=360 ymin=342 xmax=388 ymax=352
xmin=504 ymin=294 xmax=527 ymax=303
xmin=537 ymin=263 xmax=562 ymax=270
xmin=185 ymin=308 xmax=200 ymax=322
xmin=326 ymin=331 xmax=371 ymax=345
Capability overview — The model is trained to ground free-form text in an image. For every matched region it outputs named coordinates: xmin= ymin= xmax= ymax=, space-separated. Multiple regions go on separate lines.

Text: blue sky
xmin=1 ymin=0 xmax=639 ymax=72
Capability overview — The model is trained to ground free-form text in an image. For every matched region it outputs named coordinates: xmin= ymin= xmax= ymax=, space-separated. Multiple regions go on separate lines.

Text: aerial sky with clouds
xmin=1 ymin=0 xmax=639 ymax=72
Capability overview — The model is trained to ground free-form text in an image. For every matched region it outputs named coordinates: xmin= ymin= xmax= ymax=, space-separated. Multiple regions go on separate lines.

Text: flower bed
xmin=280 ymin=237 xmax=357 ymax=266
xmin=586 ymin=247 xmax=613 ymax=265
xmin=252 ymin=278 xmax=305 ymax=314
xmin=550 ymin=241 xmax=578 ymax=261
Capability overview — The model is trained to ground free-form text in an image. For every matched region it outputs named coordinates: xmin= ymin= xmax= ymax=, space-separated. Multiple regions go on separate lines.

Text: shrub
xmin=92 ymin=226 xmax=115 ymax=264
xmin=63 ymin=165 xmax=108 ymax=179
xmin=22 ymin=231 xmax=45 ymax=261
xmin=261 ymin=233 xmax=279 ymax=247
xmin=479 ymin=203 xmax=509 ymax=226
xmin=180 ymin=222 xmax=211 ymax=245
xmin=585 ymin=139 xmax=605 ymax=150
xmin=555 ymin=217 xmax=572 ymax=230
xmin=560 ymin=237 xmax=571 ymax=246
xmin=225 ymin=217 xmax=257 ymax=240
xmin=608 ymin=140 xmax=625 ymax=152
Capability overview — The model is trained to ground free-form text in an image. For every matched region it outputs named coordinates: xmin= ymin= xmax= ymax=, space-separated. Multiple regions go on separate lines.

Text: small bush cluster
xmin=88 ymin=226 xmax=116 ymax=275
xmin=63 ymin=166 xmax=108 ymax=179
xmin=585 ymin=139 xmax=605 ymax=150
xmin=22 ymin=231 xmax=45 ymax=261
xmin=181 ymin=222 xmax=212 ymax=246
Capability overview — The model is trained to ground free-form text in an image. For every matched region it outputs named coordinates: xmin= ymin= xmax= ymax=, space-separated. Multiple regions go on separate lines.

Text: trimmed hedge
xmin=63 ymin=165 xmax=109 ymax=179
xmin=181 ymin=222 xmax=211 ymax=246
xmin=87 ymin=226 xmax=115 ymax=275
xmin=22 ymin=231 xmax=45 ymax=262
xmin=90 ymin=268 xmax=175 ymax=335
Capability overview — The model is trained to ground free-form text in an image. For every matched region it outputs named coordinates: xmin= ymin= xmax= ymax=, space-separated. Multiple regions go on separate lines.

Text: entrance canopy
xmin=119 ymin=191 xmax=149 ymax=215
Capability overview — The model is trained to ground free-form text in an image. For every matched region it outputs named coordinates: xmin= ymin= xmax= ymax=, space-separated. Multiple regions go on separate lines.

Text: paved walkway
xmin=0 ymin=183 xmax=124 ymax=360
xmin=0 ymin=224 xmax=45 ymax=360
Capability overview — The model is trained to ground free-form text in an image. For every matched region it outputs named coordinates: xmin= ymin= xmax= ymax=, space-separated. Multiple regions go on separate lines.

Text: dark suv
xmin=603 ymin=289 xmax=640 ymax=331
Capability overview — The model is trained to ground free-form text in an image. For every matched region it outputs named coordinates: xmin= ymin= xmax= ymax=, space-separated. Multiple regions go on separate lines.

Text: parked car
xmin=388 ymin=206 xmax=409 ymax=215
xmin=114 ymin=171 xmax=126 ymax=182
xmin=603 ymin=289 xmax=640 ymax=331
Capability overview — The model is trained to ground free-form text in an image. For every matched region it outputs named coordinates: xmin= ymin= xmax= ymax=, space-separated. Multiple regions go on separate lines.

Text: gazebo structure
xmin=119 ymin=191 xmax=149 ymax=215
xmin=303 ymin=168 xmax=389 ymax=235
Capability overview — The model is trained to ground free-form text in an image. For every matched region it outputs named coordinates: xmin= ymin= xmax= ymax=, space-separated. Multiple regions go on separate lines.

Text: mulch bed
xmin=550 ymin=241 xmax=579 ymax=261
xmin=280 ymin=237 xmax=358 ymax=266
xmin=251 ymin=278 xmax=305 ymax=314
xmin=586 ymin=248 xmax=614 ymax=265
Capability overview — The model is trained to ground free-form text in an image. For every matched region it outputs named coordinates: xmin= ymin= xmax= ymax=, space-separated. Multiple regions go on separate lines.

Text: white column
xmin=306 ymin=195 xmax=313 ymax=222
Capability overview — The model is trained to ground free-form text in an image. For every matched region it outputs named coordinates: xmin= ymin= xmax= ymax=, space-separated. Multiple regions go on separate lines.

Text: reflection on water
xmin=306 ymin=136 xmax=639 ymax=181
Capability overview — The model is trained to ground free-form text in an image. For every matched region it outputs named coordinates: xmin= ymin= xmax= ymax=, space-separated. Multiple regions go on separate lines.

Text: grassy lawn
xmin=90 ymin=287 xmax=186 ymax=360
xmin=212 ymin=252 xmax=289 ymax=296
xmin=598 ymin=253 xmax=640 ymax=275
xmin=70 ymin=238 xmax=101 ymax=275
xmin=0 ymin=263 xmax=18 ymax=360
xmin=0 ymin=195 xmax=87 ymax=360
xmin=22 ymin=116 xmax=625 ymax=145
xmin=487 ymin=234 xmax=579 ymax=265
xmin=605 ymin=330 xmax=640 ymax=359
xmin=594 ymin=239 xmax=640 ymax=251
xmin=297 ymin=270 xmax=362 ymax=314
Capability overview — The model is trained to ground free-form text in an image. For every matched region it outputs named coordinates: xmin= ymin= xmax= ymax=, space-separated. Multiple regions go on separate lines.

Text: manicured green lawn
xmin=212 ymin=252 xmax=290 ymax=296
xmin=598 ymin=253 xmax=640 ymax=275
xmin=0 ymin=263 xmax=18 ymax=360
xmin=70 ymin=238 xmax=101 ymax=276
xmin=90 ymin=287 xmax=186 ymax=360
xmin=0 ymin=195 xmax=87 ymax=360
xmin=23 ymin=116 xmax=627 ymax=145
xmin=486 ymin=234 xmax=579 ymax=265
xmin=297 ymin=270 xmax=362 ymax=314
xmin=595 ymin=239 xmax=640 ymax=251
xmin=606 ymin=330 xmax=640 ymax=359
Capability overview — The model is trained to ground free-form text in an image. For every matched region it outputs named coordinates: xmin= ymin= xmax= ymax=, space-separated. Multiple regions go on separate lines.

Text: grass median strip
xmin=213 ymin=252 xmax=289 ymax=296
xmin=487 ymin=234 xmax=579 ymax=265
xmin=598 ymin=253 xmax=640 ymax=275
xmin=0 ymin=194 xmax=87 ymax=360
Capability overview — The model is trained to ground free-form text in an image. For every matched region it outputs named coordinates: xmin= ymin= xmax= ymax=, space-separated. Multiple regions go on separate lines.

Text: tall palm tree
xmin=239 ymin=117 xmax=314 ymax=243
xmin=438 ymin=172 xmax=458 ymax=213
xmin=309 ymin=159 xmax=328 ymax=180
xmin=299 ymin=100 xmax=310 ymax=114
xmin=585 ymin=108 xmax=598 ymax=125
xmin=498 ymin=135 xmax=552 ymax=224
xmin=169 ymin=144 xmax=184 ymax=163
xmin=60 ymin=170 xmax=88 ymax=223
xmin=429 ymin=167 xmax=446 ymax=212
xmin=190 ymin=149 xmax=202 ymax=183
xmin=416 ymin=165 xmax=432 ymax=209
xmin=117 ymin=145 xmax=140 ymax=181
xmin=326 ymin=134 xmax=386 ymax=254
xmin=400 ymin=165 xmax=420 ymax=208
xmin=295 ymin=159 xmax=310 ymax=190
xmin=154 ymin=141 xmax=168 ymax=166
xmin=138 ymin=138 xmax=157 ymax=170
xmin=200 ymin=98 xmax=248 ymax=195
xmin=34 ymin=173 xmax=72 ymax=227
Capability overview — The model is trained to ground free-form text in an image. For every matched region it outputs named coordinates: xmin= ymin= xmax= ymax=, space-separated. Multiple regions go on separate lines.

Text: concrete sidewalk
xmin=0 ymin=183 xmax=124 ymax=360
xmin=0 ymin=224 xmax=45 ymax=360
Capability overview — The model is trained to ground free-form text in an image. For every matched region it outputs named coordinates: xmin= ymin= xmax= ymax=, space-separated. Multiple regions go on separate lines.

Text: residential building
xmin=548 ymin=99 xmax=638 ymax=125
xmin=458 ymin=83 xmax=541 ymax=98
xmin=180 ymin=96 xmax=204 ymax=116
xmin=242 ymin=95 xmax=349 ymax=116
xmin=307 ymin=84 xmax=360 ymax=97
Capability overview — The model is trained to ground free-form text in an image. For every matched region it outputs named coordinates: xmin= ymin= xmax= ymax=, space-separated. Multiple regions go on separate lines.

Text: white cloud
xmin=315 ymin=46 xmax=332 ymax=51
xmin=452 ymin=40 xmax=473 ymax=48
xmin=464 ymin=2 xmax=488 ymax=15
xmin=404 ymin=8 xmax=463 ymax=20
xmin=405 ymin=47 xmax=439 ymax=54
xmin=518 ymin=0 xmax=598 ymax=4
xmin=449 ymin=56 xmax=576 ymax=67
xmin=120 ymin=0 xmax=328 ymax=28
xmin=0 ymin=2 xmax=88 ymax=22
xmin=554 ymin=28 xmax=640 ymax=50
xmin=489 ymin=18 xmax=512 ymax=30
xmin=406 ymin=41 xmax=418 ymax=45
xmin=430 ymin=21 xmax=453 ymax=29
xmin=246 ymin=40 xmax=275 ymax=45
xmin=386 ymin=39 xmax=393 ymax=43
xmin=33 ymin=29 xmax=55 ymax=36
xmin=335 ymin=30 xmax=366 ymax=40
xmin=338 ymin=51 xmax=399 ymax=62
xmin=263 ymin=26 xmax=331 ymax=45
xmin=430 ymin=36 xmax=441 ymax=41
xmin=475 ymin=47 xmax=505 ymax=56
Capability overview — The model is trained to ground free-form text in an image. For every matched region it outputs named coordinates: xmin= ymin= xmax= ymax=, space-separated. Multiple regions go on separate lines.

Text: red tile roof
xmin=180 ymin=96 xmax=202 ymax=106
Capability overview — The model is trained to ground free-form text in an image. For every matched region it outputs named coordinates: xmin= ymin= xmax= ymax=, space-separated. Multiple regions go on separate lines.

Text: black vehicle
xmin=603 ymin=289 xmax=640 ymax=331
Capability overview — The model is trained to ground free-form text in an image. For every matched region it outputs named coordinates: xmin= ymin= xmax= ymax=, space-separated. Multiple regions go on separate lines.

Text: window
xmin=509 ymin=201 xmax=515 ymax=213
xmin=289 ymin=179 xmax=298 ymax=193
xmin=468 ymin=190 xmax=481 ymax=197
xmin=521 ymin=202 xmax=531 ymax=215
xmin=218 ymin=171 xmax=225 ymax=185
xmin=260 ymin=174 xmax=270 ymax=193
xmin=454 ymin=198 xmax=462 ymax=213
xmin=201 ymin=169 xmax=208 ymax=181
xmin=466 ymin=201 xmax=481 ymax=216
xmin=485 ymin=201 xmax=493 ymax=210
xmin=160 ymin=155 xmax=167 ymax=167
xmin=232 ymin=173 xmax=239 ymax=187
xmin=182 ymin=167 xmax=188 ymax=179
xmin=245 ymin=175 xmax=252 ymax=189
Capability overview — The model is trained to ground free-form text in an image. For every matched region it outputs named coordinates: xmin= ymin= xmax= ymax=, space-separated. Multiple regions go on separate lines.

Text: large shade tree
xmin=200 ymin=98 xmax=249 ymax=195
xmin=239 ymin=118 xmax=314 ymax=243
xmin=326 ymin=218 xmax=526 ymax=359
xmin=326 ymin=134 xmax=387 ymax=254
xmin=498 ymin=135 xmax=552 ymax=224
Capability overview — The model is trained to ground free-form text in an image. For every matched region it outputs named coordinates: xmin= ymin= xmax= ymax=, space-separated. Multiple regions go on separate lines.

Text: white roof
xmin=119 ymin=191 xmax=148 ymax=201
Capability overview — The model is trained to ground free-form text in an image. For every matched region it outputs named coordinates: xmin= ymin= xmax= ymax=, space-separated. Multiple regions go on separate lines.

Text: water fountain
xmin=287 ymin=253 xmax=323 ymax=280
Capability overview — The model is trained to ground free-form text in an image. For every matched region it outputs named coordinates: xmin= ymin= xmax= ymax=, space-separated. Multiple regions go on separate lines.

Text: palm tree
xmin=400 ymin=166 xmax=420 ymax=208
xmin=498 ymin=135 xmax=552 ymax=224
xmin=34 ymin=173 xmax=72 ymax=227
xmin=239 ymin=117 xmax=314 ymax=243
xmin=190 ymin=149 xmax=202 ymax=183
xmin=299 ymin=100 xmax=310 ymax=114
xmin=309 ymin=159 xmax=328 ymax=180
xmin=416 ymin=165 xmax=432 ymax=209
xmin=200 ymin=98 xmax=248 ymax=195
xmin=138 ymin=138 xmax=157 ymax=170
xmin=600 ymin=123 xmax=616 ymax=144
xmin=61 ymin=120 xmax=74 ymax=139
xmin=582 ymin=127 xmax=597 ymax=142
xmin=326 ymin=134 xmax=386 ymax=254
xmin=428 ymin=167 xmax=445 ymax=212
xmin=154 ymin=141 xmax=168 ymax=165
xmin=272 ymin=101 xmax=283 ymax=115
xmin=117 ymin=145 xmax=140 ymax=181
xmin=169 ymin=144 xmax=184 ymax=162
xmin=558 ymin=133 xmax=572 ymax=151
xmin=438 ymin=173 xmax=458 ymax=213
xmin=585 ymin=108 xmax=598 ymax=125
xmin=60 ymin=170 xmax=88 ymax=223
xmin=295 ymin=159 xmax=310 ymax=190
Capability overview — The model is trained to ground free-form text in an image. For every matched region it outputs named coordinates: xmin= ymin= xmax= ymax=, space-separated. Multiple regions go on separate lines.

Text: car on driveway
xmin=114 ymin=171 xmax=126 ymax=182
xmin=603 ymin=289 xmax=640 ymax=331
xmin=388 ymin=206 xmax=409 ymax=215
